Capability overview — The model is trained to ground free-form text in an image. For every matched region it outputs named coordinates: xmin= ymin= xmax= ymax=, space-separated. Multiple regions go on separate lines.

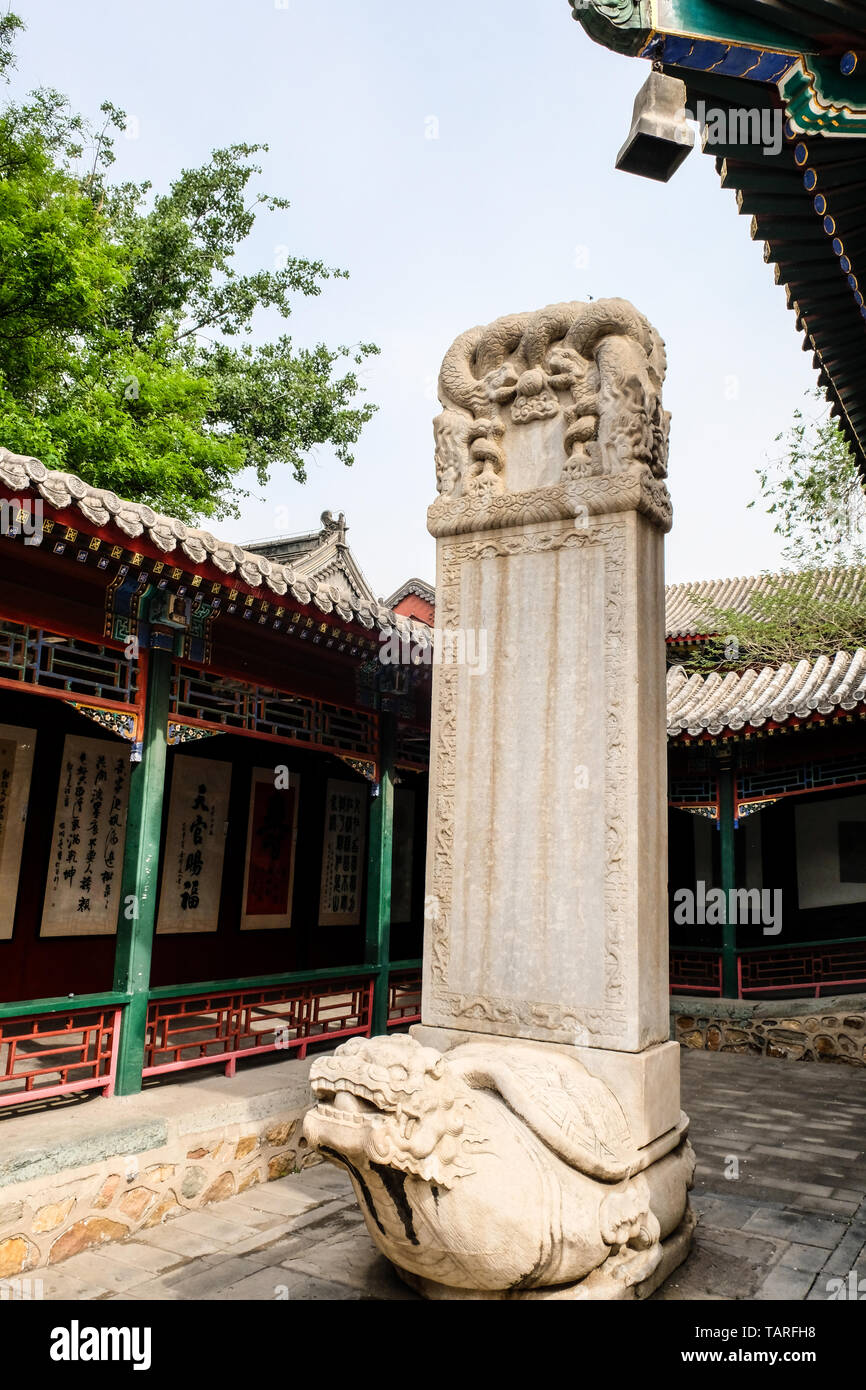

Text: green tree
xmin=0 ymin=16 xmax=378 ymax=522
xmin=748 ymin=388 xmax=865 ymax=568
xmin=677 ymin=391 xmax=866 ymax=674
xmin=681 ymin=568 xmax=866 ymax=673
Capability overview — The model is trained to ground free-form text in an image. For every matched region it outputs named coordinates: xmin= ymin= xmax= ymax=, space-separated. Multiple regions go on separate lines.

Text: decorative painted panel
xmin=0 ymin=724 xmax=36 ymax=939
xmin=156 ymin=757 xmax=232 ymax=934
xmin=318 ymin=779 xmax=367 ymax=927
xmin=40 ymin=736 xmax=129 ymax=937
xmin=240 ymin=769 xmax=300 ymax=931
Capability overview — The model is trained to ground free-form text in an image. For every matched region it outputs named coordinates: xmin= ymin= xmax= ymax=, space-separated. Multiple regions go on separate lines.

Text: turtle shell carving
xmin=303 ymin=1034 xmax=694 ymax=1297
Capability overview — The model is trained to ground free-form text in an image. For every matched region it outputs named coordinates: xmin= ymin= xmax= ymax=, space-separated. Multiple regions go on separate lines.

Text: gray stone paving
xmin=37 ymin=1050 xmax=866 ymax=1301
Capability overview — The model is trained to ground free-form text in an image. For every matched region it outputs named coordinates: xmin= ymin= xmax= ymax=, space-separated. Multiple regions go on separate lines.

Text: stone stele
xmin=304 ymin=298 xmax=695 ymax=1299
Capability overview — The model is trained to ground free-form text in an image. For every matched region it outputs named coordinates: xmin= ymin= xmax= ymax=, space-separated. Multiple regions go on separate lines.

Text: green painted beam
xmin=112 ymin=639 xmax=173 ymax=1095
xmin=740 ymin=934 xmax=866 ymax=955
xmin=720 ymin=165 xmax=799 ymax=194
xmin=662 ymin=0 xmax=810 ymax=51
xmin=365 ymin=712 xmax=396 ymax=1035
xmin=718 ymin=763 xmax=738 ymax=998
xmin=0 ymin=991 xmax=129 ymax=1020
xmin=0 ymin=963 xmax=424 ymax=1019
xmin=772 ymin=243 xmax=848 ymax=264
xmin=735 ymin=192 xmax=814 ymax=217
xmin=782 ymin=58 xmax=866 ymax=135
xmin=147 ymin=959 xmax=421 ymax=1000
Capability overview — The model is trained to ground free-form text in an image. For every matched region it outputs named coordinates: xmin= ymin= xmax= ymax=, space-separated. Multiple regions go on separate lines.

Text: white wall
xmin=796 ymin=792 xmax=866 ymax=910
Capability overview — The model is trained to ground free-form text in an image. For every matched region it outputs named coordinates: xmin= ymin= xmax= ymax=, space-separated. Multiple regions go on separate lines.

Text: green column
xmin=718 ymin=760 xmax=738 ymax=999
xmin=113 ymin=639 xmax=172 ymax=1094
xmin=365 ymin=712 xmax=396 ymax=1035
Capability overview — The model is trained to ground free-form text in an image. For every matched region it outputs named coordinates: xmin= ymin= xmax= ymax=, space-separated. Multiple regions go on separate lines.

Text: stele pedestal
xmin=304 ymin=299 xmax=695 ymax=1300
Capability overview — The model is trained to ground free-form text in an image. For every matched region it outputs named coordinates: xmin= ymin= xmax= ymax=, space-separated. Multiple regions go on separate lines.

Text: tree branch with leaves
xmin=0 ymin=16 xmax=379 ymax=522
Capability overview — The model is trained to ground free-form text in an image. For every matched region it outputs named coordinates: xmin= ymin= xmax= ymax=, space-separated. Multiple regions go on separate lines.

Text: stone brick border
xmin=0 ymin=1055 xmax=320 ymax=1278
xmin=0 ymin=1107 xmax=317 ymax=1279
xmin=670 ymin=994 xmax=866 ymax=1065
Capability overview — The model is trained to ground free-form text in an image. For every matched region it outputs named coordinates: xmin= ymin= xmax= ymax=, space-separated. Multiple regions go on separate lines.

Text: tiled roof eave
xmin=664 ymin=564 xmax=866 ymax=639
xmin=667 ymin=649 xmax=866 ymax=738
xmin=0 ymin=448 xmax=433 ymax=650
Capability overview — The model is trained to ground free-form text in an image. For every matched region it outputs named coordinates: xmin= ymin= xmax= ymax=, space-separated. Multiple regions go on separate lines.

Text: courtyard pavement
xmin=34 ymin=1049 xmax=866 ymax=1302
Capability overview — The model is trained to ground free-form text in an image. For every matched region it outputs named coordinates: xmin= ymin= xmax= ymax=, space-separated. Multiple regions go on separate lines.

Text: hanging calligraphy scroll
xmin=390 ymin=787 xmax=416 ymax=924
xmin=318 ymin=778 xmax=367 ymax=927
xmin=240 ymin=768 xmax=300 ymax=931
xmin=0 ymin=724 xmax=36 ymax=940
xmin=40 ymin=735 xmax=129 ymax=937
xmin=156 ymin=756 xmax=232 ymax=934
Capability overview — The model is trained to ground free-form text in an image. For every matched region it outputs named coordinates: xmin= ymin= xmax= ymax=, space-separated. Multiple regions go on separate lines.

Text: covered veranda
xmin=0 ymin=448 xmax=429 ymax=1110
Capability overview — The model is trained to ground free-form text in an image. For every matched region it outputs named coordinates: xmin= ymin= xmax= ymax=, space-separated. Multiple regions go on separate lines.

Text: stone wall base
xmin=0 ymin=1056 xmax=316 ymax=1279
xmin=671 ymin=994 xmax=866 ymax=1065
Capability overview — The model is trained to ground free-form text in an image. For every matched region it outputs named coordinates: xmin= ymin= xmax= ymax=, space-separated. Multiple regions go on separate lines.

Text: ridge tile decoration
xmin=665 ymin=567 xmax=866 ymax=640
xmin=303 ymin=298 xmax=694 ymax=1301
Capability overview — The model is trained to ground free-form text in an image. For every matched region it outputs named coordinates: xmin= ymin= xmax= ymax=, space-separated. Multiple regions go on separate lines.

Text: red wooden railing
xmin=668 ymin=950 xmax=723 ymax=996
xmin=143 ymin=968 xmax=423 ymax=1080
xmin=0 ymin=966 xmax=423 ymax=1105
xmin=0 ymin=1005 xmax=121 ymax=1107
xmin=143 ymin=977 xmax=374 ymax=1077
xmin=387 ymin=969 xmax=422 ymax=1027
xmin=738 ymin=941 xmax=866 ymax=999
xmin=670 ymin=940 xmax=866 ymax=1000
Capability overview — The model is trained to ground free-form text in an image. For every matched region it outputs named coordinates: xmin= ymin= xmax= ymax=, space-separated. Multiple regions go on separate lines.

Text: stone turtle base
xmin=396 ymin=1205 xmax=697 ymax=1301
xmin=671 ymin=993 xmax=866 ymax=1065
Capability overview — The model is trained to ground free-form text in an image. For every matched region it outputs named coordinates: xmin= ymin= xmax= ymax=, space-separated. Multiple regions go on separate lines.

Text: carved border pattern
xmin=425 ymin=520 xmax=629 ymax=1043
xmin=427 ymin=468 xmax=671 ymax=538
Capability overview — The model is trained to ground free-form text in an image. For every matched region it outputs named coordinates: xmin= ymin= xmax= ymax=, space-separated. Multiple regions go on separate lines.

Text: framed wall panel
xmin=156 ymin=757 xmax=232 ymax=934
xmin=240 ymin=768 xmax=300 ymax=931
xmin=318 ymin=779 xmax=367 ymax=927
xmin=0 ymin=723 xmax=36 ymax=940
xmin=41 ymin=735 xmax=129 ymax=937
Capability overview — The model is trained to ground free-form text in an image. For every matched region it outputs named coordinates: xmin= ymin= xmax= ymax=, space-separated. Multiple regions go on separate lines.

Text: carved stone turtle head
xmin=303 ymin=1034 xmax=473 ymax=1188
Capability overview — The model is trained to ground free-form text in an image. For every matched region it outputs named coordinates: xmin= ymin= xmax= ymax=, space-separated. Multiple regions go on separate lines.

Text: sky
xmin=8 ymin=0 xmax=819 ymax=600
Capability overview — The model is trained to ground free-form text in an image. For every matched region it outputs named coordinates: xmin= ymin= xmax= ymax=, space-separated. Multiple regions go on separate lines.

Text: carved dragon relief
xmin=430 ymin=299 xmax=671 ymax=536
xmin=303 ymin=1034 xmax=695 ymax=1299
